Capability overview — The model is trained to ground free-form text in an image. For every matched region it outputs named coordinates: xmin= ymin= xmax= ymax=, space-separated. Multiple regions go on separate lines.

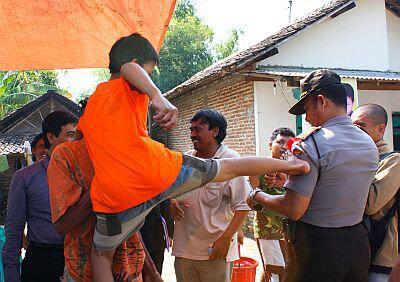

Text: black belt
xmin=370 ymin=265 xmax=392 ymax=275
xmin=299 ymin=220 xmax=366 ymax=230
xmin=285 ymin=220 xmax=367 ymax=242
xmin=29 ymin=241 xmax=64 ymax=251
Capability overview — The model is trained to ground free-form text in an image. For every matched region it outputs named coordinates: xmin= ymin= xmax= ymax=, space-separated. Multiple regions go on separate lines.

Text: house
xmin=0 ymin=90 xmax=80 ymax=218
xmin=165 ymin=0 xmax=400 ymax=157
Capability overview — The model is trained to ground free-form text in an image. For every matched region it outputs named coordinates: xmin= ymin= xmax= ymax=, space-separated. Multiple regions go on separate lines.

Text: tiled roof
xmin=0 ymin=134 xmax=34 ymax=155
xmin=165 ymin=0 xmax=356 ymax=100
xmin=254 ymin=66 xmax=400 ymax=81
xmin=0 ymin=90 xmax=80 ymax=133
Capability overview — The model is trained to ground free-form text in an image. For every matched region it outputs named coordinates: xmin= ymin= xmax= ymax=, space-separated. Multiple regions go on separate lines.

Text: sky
xmin=196 ymin=0 xmax=331 ymax=49
xmin=58 ymin=0 xmax=332 ymax=101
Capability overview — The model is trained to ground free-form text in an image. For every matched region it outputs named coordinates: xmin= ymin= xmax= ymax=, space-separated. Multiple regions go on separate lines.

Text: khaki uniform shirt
xmin=365 ymin=140 xmax=400 ymax=268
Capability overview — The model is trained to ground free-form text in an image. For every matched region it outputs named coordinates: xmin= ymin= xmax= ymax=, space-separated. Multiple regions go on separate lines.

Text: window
xmin=393 ymin=112 xmax=400 ymax=151
xmin=292 ymin=88 xmax=302 ymax=135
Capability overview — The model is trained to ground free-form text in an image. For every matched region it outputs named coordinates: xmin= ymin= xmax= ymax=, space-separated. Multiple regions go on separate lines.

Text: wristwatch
xmin=248 ymin=188 xmax=263 ymax=211
xmin=249 ymin=188 xmax=262 ymax=199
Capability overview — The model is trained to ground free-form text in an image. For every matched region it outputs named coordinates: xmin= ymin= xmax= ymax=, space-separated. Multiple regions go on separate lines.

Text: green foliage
xmin=173 ymin=0 xmax=196 ymax=20
xmin=152 ymin=0 xmax=215 ymax=93
xmin=92 ymin=68 xmax=111 ymax=83
xmin=0 ymin=70 xmax=67 ymax=119
xmin=215 ymin=28 xmax=243 ymax=61
xmin=152 ymin=0 xmax=243 ymax=93
xmin=74 ymin=68 xmax=111 ymax=103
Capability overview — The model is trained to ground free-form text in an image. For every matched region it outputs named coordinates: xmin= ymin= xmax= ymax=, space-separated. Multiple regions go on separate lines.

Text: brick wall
xmin=167 ymin=76 xmax=256 ymax=156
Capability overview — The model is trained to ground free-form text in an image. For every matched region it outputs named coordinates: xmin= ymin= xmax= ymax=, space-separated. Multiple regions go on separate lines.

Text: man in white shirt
xmin=170 ymin=109 xmax=251 ymax=282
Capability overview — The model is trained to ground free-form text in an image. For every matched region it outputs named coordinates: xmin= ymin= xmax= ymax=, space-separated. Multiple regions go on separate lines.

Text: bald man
xmin=352 ymin=104 xmax=400 ymax=282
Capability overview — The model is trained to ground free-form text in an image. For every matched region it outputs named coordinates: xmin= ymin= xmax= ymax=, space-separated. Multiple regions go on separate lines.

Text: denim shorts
xmin=93 ymin=154 xmax=219 ymax=251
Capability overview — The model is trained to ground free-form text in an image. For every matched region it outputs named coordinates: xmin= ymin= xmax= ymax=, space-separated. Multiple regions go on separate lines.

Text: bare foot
xmin=283 ymin=151 xmax=310 ymax=175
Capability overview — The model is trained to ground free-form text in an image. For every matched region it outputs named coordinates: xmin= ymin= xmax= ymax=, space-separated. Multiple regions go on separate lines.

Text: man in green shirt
xmin=250 ymin=127 xmax=295 ymax=282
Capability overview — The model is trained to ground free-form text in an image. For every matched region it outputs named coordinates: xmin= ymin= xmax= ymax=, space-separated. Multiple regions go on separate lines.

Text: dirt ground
xmin=161 ymin=236 xmax=264 ymax=282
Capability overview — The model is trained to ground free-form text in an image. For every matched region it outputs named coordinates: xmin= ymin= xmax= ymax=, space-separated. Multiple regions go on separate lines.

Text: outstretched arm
xmin=248 ymin=190 xmax=310 ymax=220
xmin=214 ymin=155 xmax=309 ymax=183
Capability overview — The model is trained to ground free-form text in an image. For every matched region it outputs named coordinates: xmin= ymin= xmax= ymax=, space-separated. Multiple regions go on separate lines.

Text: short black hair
xmin=31 ymin=133 xmax=44 ymax=162
xmin=344 ymin=83 xmax=354 ymax=102
xmin=190 ymin=109 xmax=227 ymax=144
xmin=109 ymin=33 xmax=160 ymax=74
xmin=42 ymin=111 xmax=78 ymax=149
xmin=311 ymin=84 xmax=347 ymax=110
xmin=270 ymin=127 xmax=295 ymax=142
xmin=31 ymin=133 xmax=44 ymax=149
xmin=357 ymin=103 xmax=388 ymax=126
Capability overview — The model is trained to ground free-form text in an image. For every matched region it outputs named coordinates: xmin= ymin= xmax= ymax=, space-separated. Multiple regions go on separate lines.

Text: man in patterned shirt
xmin=48 ymin=133 xmax=149 ymax=281
xmin=250 ymin=127 xmax=295 ymax=282
xmin=47 ymin=103 xmax=161 ymax=281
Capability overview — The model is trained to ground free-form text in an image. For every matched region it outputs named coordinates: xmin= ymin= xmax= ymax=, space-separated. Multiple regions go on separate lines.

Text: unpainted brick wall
xmin=167 ymin=76 xmax=256 ymax=157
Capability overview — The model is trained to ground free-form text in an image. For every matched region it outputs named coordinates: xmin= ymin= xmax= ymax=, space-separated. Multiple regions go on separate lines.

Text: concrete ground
xmin=161 ymin=236 xmax=264 ymax=282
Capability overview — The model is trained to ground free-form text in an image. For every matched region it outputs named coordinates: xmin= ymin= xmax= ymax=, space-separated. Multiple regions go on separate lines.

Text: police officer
xmin=247 ymin=69 xmax=379 ymax=282
xmin=352 ymin=104 xmax=400 ymax=281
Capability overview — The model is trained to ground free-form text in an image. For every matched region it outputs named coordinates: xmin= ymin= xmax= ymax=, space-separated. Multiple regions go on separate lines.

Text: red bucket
xmin=231 ymin=245 xmax=258 ymax=282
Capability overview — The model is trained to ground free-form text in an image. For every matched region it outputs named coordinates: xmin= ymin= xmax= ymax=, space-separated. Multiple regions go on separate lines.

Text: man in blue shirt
xmin=2 ymin=111 xmax=78 ymax=282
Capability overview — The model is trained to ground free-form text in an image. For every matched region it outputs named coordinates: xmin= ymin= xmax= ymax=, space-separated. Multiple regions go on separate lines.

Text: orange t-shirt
xmin=48 ymin=140 xmax=145 ymax=281
xmin=77 ymin=78 xmax=183 ymax=213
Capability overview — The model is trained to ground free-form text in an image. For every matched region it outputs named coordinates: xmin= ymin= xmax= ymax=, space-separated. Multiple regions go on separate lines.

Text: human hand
xmin=264 ymin=173 xmax=277 ymax=188
xmin=389 ymin=257 xmax=400 ymax=282
xmin=246 ymin=197 xmax=263 ymax=211
xmin=151 ymin=94 xmax=179 ymax=130
xmin=210 ymin=236 xmax=231 ymax=260
xmin=274 ymin=172 xmax=287 ymax=187
xmin=248 ymin=176 xmax=260 ymax=188
xmin=282 ymin=151 xmax=310 ymax=175
xmin=170 ymin=199 xmax=187 ymax=221
xmin=143 ymin=268 xmax=163 ymax=282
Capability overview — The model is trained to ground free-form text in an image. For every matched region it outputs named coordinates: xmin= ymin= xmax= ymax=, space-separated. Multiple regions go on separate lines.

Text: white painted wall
xmin=358 ymin=90 xmax=400 ymax=150
xmin=254 ymin=81 xmax=298 ymax=156
xmin=257 ymin=0 xmax=390 ymax=71
xmin=386 ymin=9 xmax=400 ymax=72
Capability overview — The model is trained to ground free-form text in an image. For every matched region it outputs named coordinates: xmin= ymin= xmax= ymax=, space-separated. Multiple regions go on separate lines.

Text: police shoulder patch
xmin=292 ymin=146 xmax=303 ymax=156
xmin=296 ymin=126 xmax=321 ymax=141
xmin=288 ymin=127 xmax=320 ymax=156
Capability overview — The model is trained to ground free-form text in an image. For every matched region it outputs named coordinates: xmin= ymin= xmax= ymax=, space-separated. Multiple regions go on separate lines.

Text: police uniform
xmin=283 ymin=70 xmax=379 ymax=282
xmin=283 ymin=116 xmax=378 ymax=282
xmin=366 ymin=140 xmax=400 ymax=279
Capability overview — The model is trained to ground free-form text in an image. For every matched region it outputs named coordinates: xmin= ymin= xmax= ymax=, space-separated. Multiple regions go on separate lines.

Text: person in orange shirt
xmin=77 ymin=33 xmax=310 ymax=282
xmin=48 ymin=129 xmax=161 ymax=281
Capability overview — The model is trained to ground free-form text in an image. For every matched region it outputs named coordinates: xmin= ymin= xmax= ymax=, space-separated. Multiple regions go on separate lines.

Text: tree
xmin=152 ymin=0 xmax=243 ymax=93
xmin=152 ymin=0 xmax=214 ymax=93
xmin=215 ymin=28 xmax=243 ymax=61
xmin=73 ymin=68 xmax=111 ymax=103
xmin=0 ymin=70 xmax=68 ymax=119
